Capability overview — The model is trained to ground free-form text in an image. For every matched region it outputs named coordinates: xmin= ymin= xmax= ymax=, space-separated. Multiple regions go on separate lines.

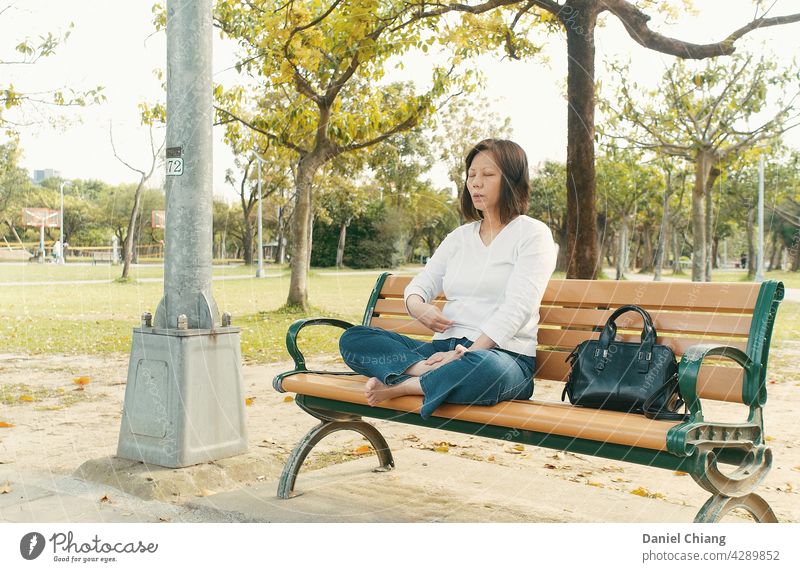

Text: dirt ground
xmin=0 ymin=348 xmax=798 ymax=522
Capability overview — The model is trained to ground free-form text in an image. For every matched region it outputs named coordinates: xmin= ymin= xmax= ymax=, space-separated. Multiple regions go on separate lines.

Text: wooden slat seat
xmin=281 ymin=373 xmax=680 ymax=451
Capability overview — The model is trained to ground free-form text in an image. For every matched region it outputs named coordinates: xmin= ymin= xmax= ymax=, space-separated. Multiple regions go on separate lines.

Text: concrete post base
xmin=117 ymin=327 xmax=248 ymax=468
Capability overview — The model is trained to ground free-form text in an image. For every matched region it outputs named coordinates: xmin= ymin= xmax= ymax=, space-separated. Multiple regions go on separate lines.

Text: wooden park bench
xmin=273 ymin=273 xmax=784 ymax=522
xmin=92 ymin=251 xmax=115 ymax=265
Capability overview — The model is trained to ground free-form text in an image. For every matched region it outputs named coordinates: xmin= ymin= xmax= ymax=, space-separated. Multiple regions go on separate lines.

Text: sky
xmin=2 ymin=0 xmax=800 ymax=203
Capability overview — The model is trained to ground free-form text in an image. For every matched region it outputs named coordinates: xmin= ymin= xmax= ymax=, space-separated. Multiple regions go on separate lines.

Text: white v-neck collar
xmin=475 ymin=215 xmax=521 ymax=248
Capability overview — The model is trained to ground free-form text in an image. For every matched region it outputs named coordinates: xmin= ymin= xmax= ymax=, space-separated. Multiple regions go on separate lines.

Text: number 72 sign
xmin=166 ymin=157 xmax=184 ymax=176
xmin=166 ymin=147 xmax=184 ymax=177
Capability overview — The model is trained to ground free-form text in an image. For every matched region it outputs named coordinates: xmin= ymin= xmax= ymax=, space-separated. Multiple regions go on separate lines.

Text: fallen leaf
xmin=18 ymin=395 xmax=34 ymax=402
xmin=792 ymin=466 xmax=800 ymax=472
xmin=99 ymin=494 xmax=110 ymax=503
xmin=1 ymin=481 xmax=11 ymax=494
xmin=630 ymin=486 xmax=665 ymax=499
xmin=283 ymin=395 xmax=294 ymax=403
xmin=158 ymin=517 xmax=171 ymax=522
xmin=765 ymin=436 xmax=775 ymax=442
xmin=487 ymin=455 xmax=495 ymax=461
xmin=434 ymin=444 xmax=449 ymax=453
xmin=543 ymin=463 xmax=557 ymax=470
xmin=245 ymin=397 xmax=254 ymax=406
xmin=587 ymin=482 xmax=604 ymax=488
xmin=673 ymin=471 xmax=688 ymax=477
xmin=511 ymin=444 xmax=525 ymax=452
xmin=353 ymin=445 xmax=371 ymax=455
xmin=0 ymin=422 xmax=13 ymax=428
xmin=73 ymin=376 xmax=91 ymax=386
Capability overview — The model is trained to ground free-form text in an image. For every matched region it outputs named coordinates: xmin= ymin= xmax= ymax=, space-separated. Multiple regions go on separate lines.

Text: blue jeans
xmin=338 ymin=326 xmax=535 ymax=420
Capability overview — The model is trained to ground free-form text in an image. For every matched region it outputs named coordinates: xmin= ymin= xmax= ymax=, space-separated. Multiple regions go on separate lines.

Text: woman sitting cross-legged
xmin=338 ymin=138 xmax=558 ymax=420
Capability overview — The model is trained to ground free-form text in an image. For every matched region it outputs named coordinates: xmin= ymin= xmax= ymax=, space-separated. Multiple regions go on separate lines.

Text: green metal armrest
xmin=677 ymin=344 xmax=758 ymax=423
xmin=272 ymin=317 xmax=358 ymax=392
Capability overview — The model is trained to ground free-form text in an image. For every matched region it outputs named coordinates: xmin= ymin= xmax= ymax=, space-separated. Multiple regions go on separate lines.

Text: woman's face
xmin=467 ymin=151 xmax=502 ymax=215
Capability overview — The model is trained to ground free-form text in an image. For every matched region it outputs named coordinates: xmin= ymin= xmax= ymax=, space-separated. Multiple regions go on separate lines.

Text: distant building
xmin=32 ymin=168 xmax=61 ymax=184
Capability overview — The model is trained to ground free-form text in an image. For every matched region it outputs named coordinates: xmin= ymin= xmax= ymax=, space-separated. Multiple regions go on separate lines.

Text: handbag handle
xmin=598 ymin=304 xmax=657 ymax=349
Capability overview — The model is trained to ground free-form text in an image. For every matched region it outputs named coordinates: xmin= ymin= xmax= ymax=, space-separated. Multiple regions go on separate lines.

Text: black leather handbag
xmin=561 ymin=305 xmax=687 ymax=421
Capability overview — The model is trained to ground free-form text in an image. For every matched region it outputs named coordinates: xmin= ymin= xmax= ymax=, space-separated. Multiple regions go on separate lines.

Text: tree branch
xmin=601 ymin=0 xmax=800 ymax=59
xmin=214 ymin=105 xmax=309 ymax=155
xmin=109 ymin=123 xmax=145 ymax=177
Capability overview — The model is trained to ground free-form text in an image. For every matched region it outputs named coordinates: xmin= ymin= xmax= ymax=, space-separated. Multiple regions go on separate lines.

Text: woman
xmin=338 ymin=139 xmax=557 ymax=420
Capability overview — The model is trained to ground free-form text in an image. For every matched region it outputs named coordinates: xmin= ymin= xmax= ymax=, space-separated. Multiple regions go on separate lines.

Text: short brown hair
xmin=460 ymin=138 xmax=530 ymax=224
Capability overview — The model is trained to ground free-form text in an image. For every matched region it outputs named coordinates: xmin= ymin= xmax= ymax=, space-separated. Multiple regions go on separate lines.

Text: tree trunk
xmin=5 ymin=218 xmax=25 ymax=248
xmin=242 ymin=222 xmax=254 ymax=265
xmin=703 ymin=166 xmax=720 ymax=282
xmin=121 ymin=178 xmax=145 ymax=279
xmin=746 ymin=203 xmax=756 ymax=280
xmin=653 ymin=172 xmax=671 ymax=281
xmin=768 ymin=231 xmax=781 ymax=271
xmin=564 ymin=2 xmax=600 ymax=279
xmin=276 ymin=205 xmax=286 ymax=264
xmin=287 ymin=153 xmax=321 ymax=309
xmin=691 ymin=151 xmax=713 ymax=282
xmin=336 ymin=221 xmax=348 ymax=268
xmin=615 ymin=216 xmax=628 ymax=280
xmin=556 ymin=225 xmax=568 ymax=271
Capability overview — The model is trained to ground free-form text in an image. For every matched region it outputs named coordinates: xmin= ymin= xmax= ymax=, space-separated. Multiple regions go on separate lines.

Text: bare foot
xmin=363 ymin=376 xmax=421 ymax=406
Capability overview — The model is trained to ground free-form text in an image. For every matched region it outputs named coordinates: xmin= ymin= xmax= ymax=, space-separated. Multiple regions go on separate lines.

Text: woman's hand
xmin=423 ymin=344 xmax=470 ymax=369
xmin=407 ymin=296 xmax=455 ymax=333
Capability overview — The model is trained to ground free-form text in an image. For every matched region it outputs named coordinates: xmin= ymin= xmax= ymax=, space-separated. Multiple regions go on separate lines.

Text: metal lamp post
xmin=253 ymin=151 xmax=266 ymax=278
xmin=59 ymin=181 xmax=71 ymax=264
xmin=756 ymin=155 xmax=765 ymax=283
xmin=116 ymin=0 xmax=247 ymax=468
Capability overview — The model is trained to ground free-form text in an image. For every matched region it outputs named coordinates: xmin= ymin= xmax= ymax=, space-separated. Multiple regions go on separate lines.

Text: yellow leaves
xmin=18 ymin=395 xmax=34 ymax=402
xmin=487 ymin=455 xmax=495 ymax=462
xmin=73 ymin=376 xmax=91 ymax=386
xmin=353 ymin=445 xmax=371 ymax=455
xmin=673 ymin=471 xmax=688 ymax=477
xmin=245 ymin=397 xmax=255 ymax=406
xmin=434 ymin=442 xmax=450 ymax=453
xmin=504 ymin=444 xmax=525 ymax=454
xmin=283 ymin=395 xmax=294 ymax=403
xmin=630 ymin=486 xmax=665 ymax=499
xmin=0 ymin=422 xmax=14 ymax=428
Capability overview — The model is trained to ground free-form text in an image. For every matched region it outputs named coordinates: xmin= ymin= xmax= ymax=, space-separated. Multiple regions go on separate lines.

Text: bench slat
xmin=382 ymin=275 xmax=762 ymax=313
xmin=372 ymin=298 xmax=751 ymax=337
xmin=542 ymin=280 xmax=761 ymax=313
xmin=535 ymin=350 xmax=745 ymax=404
xmin=538 ymin=307 xmax=751 ymax=337
xmin=536 ymin=328 xmax=747 ymax=356
xmin=281 ymin=372 xmax=679 ymax=451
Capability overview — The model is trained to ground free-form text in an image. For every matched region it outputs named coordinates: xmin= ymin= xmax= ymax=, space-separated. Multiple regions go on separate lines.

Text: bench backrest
xmin=363 ymin=274 xmax=784 ymax=406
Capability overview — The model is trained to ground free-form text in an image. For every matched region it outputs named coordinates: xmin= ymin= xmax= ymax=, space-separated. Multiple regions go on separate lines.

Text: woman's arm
xmin=403 ymin=229 xmax=459 ymax=316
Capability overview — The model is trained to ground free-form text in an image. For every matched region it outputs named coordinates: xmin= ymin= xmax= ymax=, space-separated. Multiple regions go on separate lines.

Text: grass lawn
xmin=1 ymin=262 xmax=797 ymax=365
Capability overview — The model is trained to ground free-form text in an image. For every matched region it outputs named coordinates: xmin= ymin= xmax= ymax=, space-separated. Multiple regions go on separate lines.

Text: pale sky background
xmin=2 ymin=0 xmax=800 ymax=203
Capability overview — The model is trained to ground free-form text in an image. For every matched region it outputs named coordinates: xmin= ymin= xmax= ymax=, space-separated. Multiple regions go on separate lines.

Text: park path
xmin=2 ymin=267 xmax=798 ymax=302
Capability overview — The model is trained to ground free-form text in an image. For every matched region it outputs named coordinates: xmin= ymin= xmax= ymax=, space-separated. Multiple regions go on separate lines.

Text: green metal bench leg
xmin=277 ymin=419 xmax=395 ymax=499
xmin=694 ymin=493 xmax=778 ymax=523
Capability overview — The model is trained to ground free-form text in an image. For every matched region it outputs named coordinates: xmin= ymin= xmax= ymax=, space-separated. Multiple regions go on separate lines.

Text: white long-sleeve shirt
xmin=403 ymin=215 xmax=557 ymax=356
